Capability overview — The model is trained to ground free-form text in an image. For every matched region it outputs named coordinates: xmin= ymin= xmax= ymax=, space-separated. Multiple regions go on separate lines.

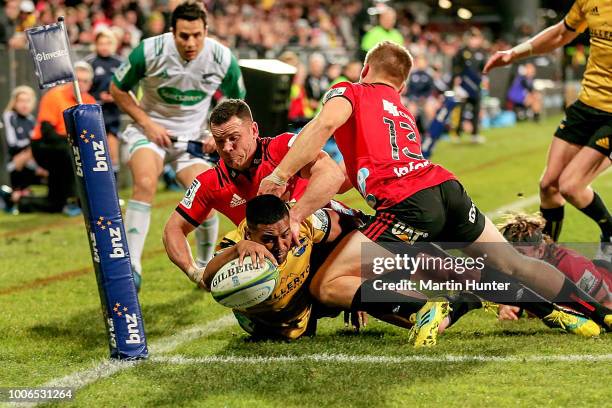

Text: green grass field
xmin=0 ymin=115 xmax=610 ymax=407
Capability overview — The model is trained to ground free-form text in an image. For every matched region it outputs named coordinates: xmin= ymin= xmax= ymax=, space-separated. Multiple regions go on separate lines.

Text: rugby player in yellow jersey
xmin=201 ymin=194 xmax=357 ymax=339
xmin=485 ymin=0 xmax=612 ymax=261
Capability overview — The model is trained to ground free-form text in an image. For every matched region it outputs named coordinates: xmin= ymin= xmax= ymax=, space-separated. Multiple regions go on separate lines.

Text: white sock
xmin=195 ymin=215 xmax=219 ymax=267
xmin=125 ymin=199 xmax=151 ymax=275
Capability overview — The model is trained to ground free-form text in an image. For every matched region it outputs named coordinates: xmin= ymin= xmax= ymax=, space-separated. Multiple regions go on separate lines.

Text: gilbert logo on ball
xmin=211 ymin=256 xmax=279 ymax=309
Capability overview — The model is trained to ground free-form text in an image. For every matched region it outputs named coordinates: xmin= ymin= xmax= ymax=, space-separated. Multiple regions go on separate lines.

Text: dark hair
xmin=171 ymin=0 xmax=207 ymax=30
xmin=246 ymin=195 xmax=289 ymax=228
xmin=209 ymin=99 xmax=253 ymax=127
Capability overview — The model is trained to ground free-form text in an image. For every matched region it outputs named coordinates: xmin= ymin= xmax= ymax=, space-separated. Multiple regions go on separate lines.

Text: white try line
xmin=152 ymin=353 xmax=612 ymax=365
xmin=485 ymin=194 xmax=540 ymax=219
xmin=11 ymin=315 xmax=234 ymax=408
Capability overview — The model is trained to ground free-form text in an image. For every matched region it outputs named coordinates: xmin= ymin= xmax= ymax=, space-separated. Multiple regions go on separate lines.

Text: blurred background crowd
xmin=0 ymin=0 xmax=591 ymax=214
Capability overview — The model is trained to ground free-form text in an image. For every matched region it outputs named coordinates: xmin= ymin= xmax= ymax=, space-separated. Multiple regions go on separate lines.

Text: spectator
xmin=452 ymin=27 xmax=487 ymax=144
xmin=2 ymin=86 xmax=47 ymax=204
xmin=0 ymin=0 xmax=25 ymax=49
xmin=405 ymin=55 xmax=438 ymax=132
xmin=279 ymin=51 xmax=311 ymax=129
xmin=507 ymin=62 xmax=542 ymax=122
xmin=360 ymin=6 xmax=404 ymax=56
xmin=84 ymin=29 xmax=123 ymax=178
xmin=304 ymin=52 xmax=329 ymax=115
xmin=9 ymin=62 xmax=96 ymax=215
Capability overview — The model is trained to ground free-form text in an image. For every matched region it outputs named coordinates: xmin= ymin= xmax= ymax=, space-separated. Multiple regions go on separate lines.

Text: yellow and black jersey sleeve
xmin=214 ymin=227 xmax=243 ymax=254
xmin=303 ymin=209 xmax=331 ymax=244
xmin=565 ymin=0 xmax=588 ymax=33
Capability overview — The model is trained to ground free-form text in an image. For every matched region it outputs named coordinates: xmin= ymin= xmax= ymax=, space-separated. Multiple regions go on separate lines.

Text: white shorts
xmin=123 ymin=125 xmax=214 ymax=173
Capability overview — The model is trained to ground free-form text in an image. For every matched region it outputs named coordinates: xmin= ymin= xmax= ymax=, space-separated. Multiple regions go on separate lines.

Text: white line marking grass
xmin=152 ymin=353 xmax=612 ymax=365
xmin=14 ymin=316 xmax=234 ymax=407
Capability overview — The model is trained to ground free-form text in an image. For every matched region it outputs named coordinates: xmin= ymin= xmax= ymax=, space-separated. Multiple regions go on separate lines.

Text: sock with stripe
xmin=125 ymin=199 xmax=151 ymax=275
xmin=540 ymin=205 xmax=564 ymax=241
xmin=195 ymin=215 xmax=219 ymax=267
xmin=553 ymin=276 xmax=612 ymax=327
xmin=578 ymin=191 xmax=612 ymax=241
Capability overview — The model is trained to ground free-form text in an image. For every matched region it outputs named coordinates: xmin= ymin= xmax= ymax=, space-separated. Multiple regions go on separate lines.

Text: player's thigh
xmin=462 ymin=216 xmax=522 ymax=275
xmin=559 ymin=145 xmax=610 ymax=191
xmin=175 ymin=162 xmax=213 ymax=187
xmin=540 ymin=137 xmax=581 ymax=188
xmin=128 ymin=148 xmax=164 ymax=193
xmin=309 ymin=231 xmax=372 ymax=297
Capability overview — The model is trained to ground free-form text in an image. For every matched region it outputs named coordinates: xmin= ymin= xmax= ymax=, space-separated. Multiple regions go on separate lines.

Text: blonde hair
xmin=364 ymin=41 xmax=413 ymax=88
xmin=4 ymin=85 xmax=37 ymax=113
xmin=74 ymin=60 xmax=94 ymax=80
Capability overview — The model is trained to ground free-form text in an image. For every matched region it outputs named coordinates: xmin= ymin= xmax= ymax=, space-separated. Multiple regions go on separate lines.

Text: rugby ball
xmin=210 ymin=256 xmax=278 ymax=309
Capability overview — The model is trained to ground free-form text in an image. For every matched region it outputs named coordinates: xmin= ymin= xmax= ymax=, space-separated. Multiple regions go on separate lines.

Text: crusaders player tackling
xmin=259 ymin=41 xmax=612 ymax=342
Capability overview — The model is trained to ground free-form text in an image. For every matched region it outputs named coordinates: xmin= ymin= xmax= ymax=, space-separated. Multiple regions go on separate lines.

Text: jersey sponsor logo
xmin=181 ymin=179 xmax=201 ymax=209
xmin=390 ymin=220 xmax=429 ymax=244
xmin=357 ymin=167 xmax=370 ymax=196
xmin=468 ymin=202 xmax=477 ymax=224
xmin=114 ymin=61 xmax=131 ymax=82
xmin=312 ymin=209 xmax=329 ymax=234
xmin=230 ymin=193 xmax=246 ymax=208
xmin=577 ymin=270 xmax=598 ymax=293
xmin=382 ymin=99 xmax=413 ymax=122
xmin=393 ymin=161 xmax=430 ymax=177
xmin=157 ymin=87 xmax=207 ymax=106
xmin=323 ymin=87 xmax=346 ymax=104
xmin=590 ymin=6 xmax=599 ymax=16
xmin=292 ymin=237 xmax=308 ymax=257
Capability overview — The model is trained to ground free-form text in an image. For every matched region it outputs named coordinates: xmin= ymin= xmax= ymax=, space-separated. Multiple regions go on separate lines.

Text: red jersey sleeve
xmin=322 ymin=81 xmax=357 ymax=109
xmin=266 ymin=132 xmax=297 ymax=165
xmin=175 ymin=171 xmax=214 ymax=227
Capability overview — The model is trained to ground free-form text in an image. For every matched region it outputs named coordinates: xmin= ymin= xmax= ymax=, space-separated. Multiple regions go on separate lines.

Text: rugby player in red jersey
xmin=259 ymin=41 xmax=612 ymax=343
xmin=163 ymin=99 xmax=345 ymax=285
xmin=497 ymin=213 xmax=612 ymax=319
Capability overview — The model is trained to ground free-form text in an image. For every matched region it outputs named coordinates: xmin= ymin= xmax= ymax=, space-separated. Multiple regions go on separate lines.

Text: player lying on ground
xmin=484 ymin=1 xmax=612 ymax=256
xmin=497 ymin=213 xmax=612 ymax=320
xmin=258 ymin=41 xmax=612 ymax=340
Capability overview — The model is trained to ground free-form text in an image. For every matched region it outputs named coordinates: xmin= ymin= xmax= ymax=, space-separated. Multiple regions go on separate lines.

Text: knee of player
xmin=558 ymin=179 xmax=581 ymax=201
xmin=539 ymin=177 xmax=559 ymax=195
xmin=134 ymin=174 xmax=159 ymax=194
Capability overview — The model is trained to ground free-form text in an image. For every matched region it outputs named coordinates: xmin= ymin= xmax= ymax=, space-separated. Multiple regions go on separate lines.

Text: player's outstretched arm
xmin=258 ymin=97 xmax=353 ymax=197
xmin=483 ymin=20 xmax=579 ymax=73
xmin=291 ymin=151 xmax=345 ymax=227
xmin=162 ymin=211 xmax=203 ymax=285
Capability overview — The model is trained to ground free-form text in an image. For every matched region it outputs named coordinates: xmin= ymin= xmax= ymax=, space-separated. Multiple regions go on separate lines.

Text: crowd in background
xmin=0 ymin=0 xmax=562 ymax=214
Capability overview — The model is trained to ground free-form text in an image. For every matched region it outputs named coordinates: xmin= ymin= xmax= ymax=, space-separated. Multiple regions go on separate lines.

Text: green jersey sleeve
xmin=219 ymin=54 xmax=246 ymax=99
xmin=112 ymin=41 xmax=146 ymax=91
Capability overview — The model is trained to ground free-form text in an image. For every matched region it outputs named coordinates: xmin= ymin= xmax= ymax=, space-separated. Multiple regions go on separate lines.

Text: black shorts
xmin=555 ymin=100 xmax=612 ymax=159
xmin=360 ymin=180 xmax=486 ymax=246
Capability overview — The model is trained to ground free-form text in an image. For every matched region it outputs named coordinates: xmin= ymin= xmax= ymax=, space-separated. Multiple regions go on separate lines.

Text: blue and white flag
xmin=25 ymin=21 xmax=74 ymax=89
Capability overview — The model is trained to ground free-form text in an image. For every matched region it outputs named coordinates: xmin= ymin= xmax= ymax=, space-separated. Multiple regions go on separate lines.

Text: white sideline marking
xmin=15 ymin=315 xmax=233 ymax=407
xmin=152 ymin=353 xmax=612 ymax=365
xmin=485 ymin=194 xmax=539 ymax=219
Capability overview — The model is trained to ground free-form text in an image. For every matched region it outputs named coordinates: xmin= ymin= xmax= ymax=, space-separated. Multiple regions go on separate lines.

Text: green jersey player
xmin=110 ymin=0 xmax=245 ymax=290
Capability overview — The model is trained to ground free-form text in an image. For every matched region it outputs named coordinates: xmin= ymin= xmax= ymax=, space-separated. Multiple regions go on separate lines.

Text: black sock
xmin=350 ymin=273 xmax=426 ymax=321
xmin=578 ymin=192 xmax=612 ymax=241
xmin=475 ymin=265 xmax=555 ymax=319
xmin=446 ymin=292 xmax=482 ymax=328
xmin=554 ymin=277 xmax=612 ymax=326
xmin=541 ymin=206 xmax=564 ymax=241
